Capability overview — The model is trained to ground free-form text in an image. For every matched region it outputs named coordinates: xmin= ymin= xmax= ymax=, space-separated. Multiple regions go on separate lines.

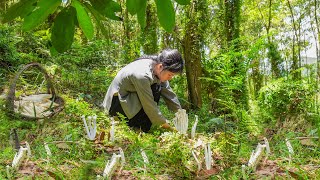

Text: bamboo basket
xmin=6 ymin=62 xmax=64 ymax=119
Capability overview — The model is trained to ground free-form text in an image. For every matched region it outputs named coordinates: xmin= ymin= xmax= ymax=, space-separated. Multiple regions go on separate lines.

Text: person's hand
xmin=161 ymin=123 xmax=177 ymax=132
xmin=169 ymin=126 xmax=178 ymax=132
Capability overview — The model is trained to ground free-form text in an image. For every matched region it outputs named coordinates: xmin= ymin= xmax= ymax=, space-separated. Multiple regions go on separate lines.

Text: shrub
xmin=258 ymin=78 xmax=316 ymax=123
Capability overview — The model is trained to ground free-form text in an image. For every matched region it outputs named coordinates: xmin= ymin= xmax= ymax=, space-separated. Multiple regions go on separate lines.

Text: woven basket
xmin=6 ymin=62 xmax=64 ymax=119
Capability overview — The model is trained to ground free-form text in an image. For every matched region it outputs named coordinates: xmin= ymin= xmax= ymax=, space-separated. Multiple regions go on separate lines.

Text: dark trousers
xmin=109 ymin=83 xmax=161 ymax=132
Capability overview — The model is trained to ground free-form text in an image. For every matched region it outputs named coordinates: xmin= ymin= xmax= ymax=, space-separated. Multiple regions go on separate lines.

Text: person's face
xmin=155 ymin=64 xmax=176 ymax=82
xmin=159 ymin=70 xmax=176 ymax=82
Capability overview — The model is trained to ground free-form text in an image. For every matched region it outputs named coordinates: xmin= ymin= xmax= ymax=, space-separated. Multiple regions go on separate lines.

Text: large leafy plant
xmin=2 ymin=0 xmax=190 ymax=53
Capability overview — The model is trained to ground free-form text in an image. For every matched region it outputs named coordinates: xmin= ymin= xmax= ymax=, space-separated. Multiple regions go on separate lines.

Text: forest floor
xmin=0 ymin=95 xmax=319 ymax=179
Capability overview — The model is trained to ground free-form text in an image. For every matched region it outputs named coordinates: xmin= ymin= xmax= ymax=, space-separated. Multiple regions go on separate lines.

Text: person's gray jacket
xmin=102 ymin=59 xmax=181 ymax=125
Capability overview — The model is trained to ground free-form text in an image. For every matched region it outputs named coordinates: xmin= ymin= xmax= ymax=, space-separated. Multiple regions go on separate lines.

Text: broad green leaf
xmin=2 ymin=0 xmax=37 ymax=23
xmin=49 ymin=44 xmax=58 ymax=56
xmin=175 ymin=0 xmax=190 ymax=5
xmin=126 ymin=0 xmax=147 ymax=15
xmin=136 ymin=0 xmax=147 ymax=29
xmin=72 ymin=0 xmax=94 ymax=40
xmin=89 ymin=0 xmax=121 ymax=21
xmin=155 ymin=0 xmax=175 ymax=32
xmin=83 ymin=2 xmax=110 ymax=40
xmin=51 ymin=7 xmax=76 ymax=53
xmin=88 ymin=0 xmax=104 ymax=13
xmin=126 ymin=0 xmax=137 ymax=15
xmin=104 ymin=0 xmax=121 ymax=20
xmin=22 ymin=0 xmax=61 ymax=31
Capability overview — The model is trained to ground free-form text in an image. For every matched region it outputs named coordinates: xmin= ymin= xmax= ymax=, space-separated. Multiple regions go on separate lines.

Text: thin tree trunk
xmin=224 ymin=0 xmax=240 ymax=48
xmin=313 ymin=0 xmax=320 ymax=113
xmin=286 ymin=0 xmax=300 ymax=80
xmin=122 ymin=3 xmax=135 ymax=63
xmin=141 ymin=1 xmax=158 ymax=54
xmin=298 ymin=18 xmax=302 ymax=72
xmin=251 ymin=59 xmax=262 ymax=99
xmin=314 ymin=0 xmax=320 ymax=78
xmin=258 ymin=0 xmax=282 ymax=79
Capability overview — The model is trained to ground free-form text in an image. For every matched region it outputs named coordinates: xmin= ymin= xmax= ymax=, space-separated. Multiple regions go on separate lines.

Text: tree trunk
xmin=267 ymin=42 xmax=283 ymax=78
xmin=183 ymin=0 xmax=207 ymax=109
xmin=314 ymin=0 xmax=320 ymax=79
xmin=141 ymin=1 xmax=158 ymax=54
xmin=264 ymin=0 xmax=282 ymax=79
xmin=122 ymin=3 xmax=136 ymax=63
xmin=313 ymin=0 xmax=320 ymax=113
xmin=224 ymin=0 xmax=241 ymax=48
xmin=286 ymin=0 xmax=300 ymax=80
xmin=251 ymin=59 xmax=263 ymax=99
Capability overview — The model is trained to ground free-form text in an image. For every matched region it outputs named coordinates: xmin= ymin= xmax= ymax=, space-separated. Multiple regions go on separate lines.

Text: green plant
xmin=258 ymin=78 xmax=316 ymax=124
xmin=2 ymin=0 xmax=190 ymax=53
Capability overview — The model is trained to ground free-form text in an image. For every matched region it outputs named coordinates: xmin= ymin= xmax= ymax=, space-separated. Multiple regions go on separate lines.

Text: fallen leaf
xmin=64 ymin=159 xmax=81 ymax=167
xmin=95 ymin=131 xmax=105 ymax=144
xmin=16 ymin=161 xmax=47 ymax=179
xmin=56 ymin=142 xmax=70 ymax=149
xmin=197 ymin=167 xmax=220 ymax=179
xmin=112 ymin=169 xmax=137 ymax=180
xmin=288 ymin=170 xmax=303 ymax=179
xmin=255 ymin=160 xmax=286 ymax=178
xmin=47 ymin=170 xmax=63 ymax=180
xmin=299 ymin=139 xmax=317 ymax=147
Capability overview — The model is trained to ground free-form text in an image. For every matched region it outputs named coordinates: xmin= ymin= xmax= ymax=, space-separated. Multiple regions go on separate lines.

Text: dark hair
xmin=136 ymin=49 xmax=184 ymax=73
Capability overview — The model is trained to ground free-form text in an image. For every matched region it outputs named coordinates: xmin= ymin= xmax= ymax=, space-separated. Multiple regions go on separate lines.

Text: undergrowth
xmin=0 ymin=95 xmax=319 ymax=179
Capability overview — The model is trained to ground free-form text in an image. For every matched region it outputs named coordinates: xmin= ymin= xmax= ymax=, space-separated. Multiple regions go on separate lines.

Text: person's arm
xmin=160 ymin=81 xmax=181 ymax=112
xmin=131 ymin=74 xmax=167 ymax=125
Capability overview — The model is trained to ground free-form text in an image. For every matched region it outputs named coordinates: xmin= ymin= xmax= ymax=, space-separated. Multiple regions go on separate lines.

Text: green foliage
xmin=0 ymin=24 xmax=34 ymax=88
xmin=0 ymin=100 xmax=37 ymax=150
xmin=258 ymin=78 xmax=316 ymax=123
xmin=202 ymin=49 xmax=248 ymax=116
xmin=155 ymin=0 xmax=175 ymax=32
xmin=0 ymin=24 xmax=20 ymax=75
xmin=220 ymin=135 xmax=240 ymax=166
xmin=140 ymin=1 xmax=158 ymax=54
xmin=22 ymin=0 xmax=61 ymax=31
xmin=126 ymin=0 xmax=147 ymax=29
xmin=51 ymin=6 xmax=76 ymax=53
xmin=126 ymin=0 xmax=139 ymax=15
xmin=72 ymin=0 xmax=94 ymax=40
xmin=1 ymin=0 xmax=320 ymax=178
xmin=175 ymin=0 xmax=191 ymax=5
xmin=1 ymin=0 xmax=189 ymax=53
xmin=136 ymin=0 xmax=147 ymax=29
xmin=2 ymin=0 xmax=37 ymax=23
xmin=266 ymin=42 xmax=284 ymax=78
xmin=89 ymin=0 xmax=121 ymax=21
xmin=81 ymin=2 xmax=108 ymax=40
xmin=64 ymin=96 xmax=93 ymax=117
xmin=156 ymin=133 xmax=192 ymax=178
xmin=50 ymin=40 xmax=115 ymax=101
